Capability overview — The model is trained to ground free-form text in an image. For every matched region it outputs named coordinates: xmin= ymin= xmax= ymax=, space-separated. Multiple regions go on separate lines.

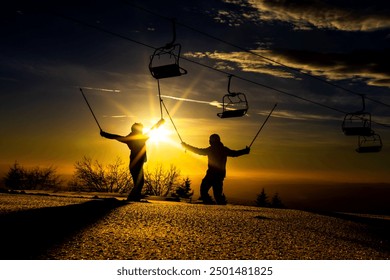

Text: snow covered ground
xmin=1 ymin=193 xmax=389 ymax=260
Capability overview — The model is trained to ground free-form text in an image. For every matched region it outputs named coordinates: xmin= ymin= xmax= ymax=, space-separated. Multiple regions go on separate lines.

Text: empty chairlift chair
xmin=149 ymin=43 xmax=187 ymax=79
xmin=217 ymin=75 xmax=248 ymax=118
xmin=149 ymin=20 xmax=187 ymax=80
xmin=342 ymin=112 xmax=372 ymax=136
xmin=356 ymin=133 xmax=382 ymax=153
xmin=342 ymin=95 xmax=372 ymax=136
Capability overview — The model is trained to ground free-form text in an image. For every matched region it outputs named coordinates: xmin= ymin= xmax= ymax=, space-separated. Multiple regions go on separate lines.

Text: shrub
xmin=70 ymin=156 xmax=131 ymax=193
xmin=3 ymin=162 xmax=62 ymax=190
xmin=175 ymin=177 xmax=194 ymax=199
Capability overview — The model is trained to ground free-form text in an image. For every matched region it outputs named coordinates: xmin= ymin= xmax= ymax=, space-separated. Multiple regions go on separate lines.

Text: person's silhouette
xmin=182 ymin=134 xmax=250 ymax=205
xmin=100 ymin=119 xmax=164 ymax=201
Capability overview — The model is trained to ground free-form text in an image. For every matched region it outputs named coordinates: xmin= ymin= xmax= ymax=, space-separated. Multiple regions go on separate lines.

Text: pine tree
xmin=271 ymin=192 xmax=284 ymax=208
xmin=255 ymin=188 xmax=269 ymax=207
xmin=175 ymin=177 xmax=194 ymax=199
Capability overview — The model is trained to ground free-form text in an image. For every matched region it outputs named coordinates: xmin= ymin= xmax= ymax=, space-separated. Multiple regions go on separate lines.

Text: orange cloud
xmin=244 ymin=0 xmax=390 ymax=31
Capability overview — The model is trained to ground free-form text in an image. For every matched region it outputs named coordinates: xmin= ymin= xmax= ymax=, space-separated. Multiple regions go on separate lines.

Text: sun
xmin=148 ymin=122 xmax=172 ymax=144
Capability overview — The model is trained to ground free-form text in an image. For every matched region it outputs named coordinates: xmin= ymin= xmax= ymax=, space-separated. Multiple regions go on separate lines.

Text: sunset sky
xmin=1 ymin=0 xmax=390 ymax=197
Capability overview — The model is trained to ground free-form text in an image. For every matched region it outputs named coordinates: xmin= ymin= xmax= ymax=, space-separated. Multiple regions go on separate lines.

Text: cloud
xmin=160 ymin=94 xmax=223 ymax=108
xmin=184 ymin=50 xmax=295 ymax=78
xmin=102 ymin=115 xmax=133 ymax=118
xmin=265 ymin=109 xmax=339 ymax=121
xmin=184 ymin=49 xmax=390 ymax=87
xmin=80 ymin=86 xmax=121 ymax=93
xmin=161 ymin=94 xmax=336 ymax=122
xmin=233 ymin=0 xmax=390 ymax=31
xmin=265 ymin=49 xmax=390 ymax=87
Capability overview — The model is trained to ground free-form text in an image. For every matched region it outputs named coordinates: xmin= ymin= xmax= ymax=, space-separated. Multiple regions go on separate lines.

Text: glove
xmin=156 ymin=118 xmax=165 ymax=128
xmin=151 ymin=118 xmax=165 ymax=130
xmin=100 ymin=130 xmax=108 ymax=138
xmin=244 ymin=146 xmax=250 ymax=154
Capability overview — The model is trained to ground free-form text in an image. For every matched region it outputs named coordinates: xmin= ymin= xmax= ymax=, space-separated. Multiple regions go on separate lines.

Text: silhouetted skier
xmin=100 ymin=120 xmax=164 ymax=201
xmin=182 ymin=134 xmax=250 ymax=205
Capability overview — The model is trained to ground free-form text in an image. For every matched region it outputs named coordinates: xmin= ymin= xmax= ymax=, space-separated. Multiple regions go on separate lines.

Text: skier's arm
xmin=181 ymin=142 xmax=208 ymax=156
xmin=226 ymin=146 xmax=250 ymax=157
xmin=100 ymin=131 xmax=126 ymax=142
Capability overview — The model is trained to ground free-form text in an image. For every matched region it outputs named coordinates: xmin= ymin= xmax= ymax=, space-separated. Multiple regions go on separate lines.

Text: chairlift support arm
xmin=227 ymin=75 xmax=233 ymax=95
xmin=166 ymin=18 xmax=177 ymax=48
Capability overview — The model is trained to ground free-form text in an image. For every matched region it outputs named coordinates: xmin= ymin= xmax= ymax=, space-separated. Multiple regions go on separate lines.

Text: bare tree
xmin=144 ymin=163 xmax=180 ymax=196
xmin=3 ymin=162 xmax=62 ymax=190
xmin=73 ymin=156 xmax=105 ymax=191
xmin=71 ymin=156 xmax=131 ymax=193
xmin=106 ymin=158 xmax=132 ymax=193
xmin=3 ymin=162 xmax=25 ymax=190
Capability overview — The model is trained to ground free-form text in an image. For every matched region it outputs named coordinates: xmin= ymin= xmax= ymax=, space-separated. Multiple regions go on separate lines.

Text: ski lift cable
xmin=56 ymin=13 xmax=390 ymax=128
xmin=57 ymin=13 xmax=340 ymax=115
xmin=126 ymin=1 xmax=390 ymax=110
xmin=182 ymin=56 xmax=348 ymax=115
xmin=56 ymin=13 xmax=155 ymax=50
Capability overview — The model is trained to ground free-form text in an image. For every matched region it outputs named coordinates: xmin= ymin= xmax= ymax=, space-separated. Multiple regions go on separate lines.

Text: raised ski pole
xmin=161 ymin=99 xmax=183 ymax=142
xmin=80 ymin=88 xmax=102 ymax=131
xmin=249 ymin=103 xmax=277 ymax=148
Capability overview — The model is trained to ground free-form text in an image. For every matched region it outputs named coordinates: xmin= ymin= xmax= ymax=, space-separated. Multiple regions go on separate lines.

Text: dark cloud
xmin=267 ymin=48 xmax=390 ymax=87
xmin=185 ymin=48 xmax=390 ymax=87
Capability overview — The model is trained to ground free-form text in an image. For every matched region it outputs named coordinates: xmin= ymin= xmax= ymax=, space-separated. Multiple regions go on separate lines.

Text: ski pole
xmin=161 ymin=99 xmax=183 ymax=143
xmin=80 ymin=88 xmax=102 ymax=131
xmin=249 ymin=103 xmax=277 ymax=148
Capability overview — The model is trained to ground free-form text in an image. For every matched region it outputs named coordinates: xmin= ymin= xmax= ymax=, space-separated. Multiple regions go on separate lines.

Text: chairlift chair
xmin=342 ymin=94 xmax=372 ymax=136
xmin=342 ymin=112 xmax=372 ymax=136
xmin=149 ymin=43 xmax=187 ymax=79
xmin=217 ymin=75 xmax=248 ymax=118
xmin=149 ymin=19 xmax=187 ymax=79
xmin=217 ymin=93 xmax=248 ymax=118
xmin=356 ymin=133 xmax=382 ymax=153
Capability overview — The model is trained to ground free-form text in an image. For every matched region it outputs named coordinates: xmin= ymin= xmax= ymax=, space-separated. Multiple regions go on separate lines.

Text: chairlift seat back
xmin=342 ymin=112 xmax=371 ymax=136
xmin=342 ymin=126 xmax=373 ymax=136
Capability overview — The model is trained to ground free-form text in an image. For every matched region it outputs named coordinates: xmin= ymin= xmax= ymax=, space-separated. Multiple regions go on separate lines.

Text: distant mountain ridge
xmin=229 ymin=183 xmax=390 ymax=215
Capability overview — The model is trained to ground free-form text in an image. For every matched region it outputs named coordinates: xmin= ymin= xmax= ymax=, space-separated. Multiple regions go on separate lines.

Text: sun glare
xmin=148 ymin=124 xmax=172 ymax=144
